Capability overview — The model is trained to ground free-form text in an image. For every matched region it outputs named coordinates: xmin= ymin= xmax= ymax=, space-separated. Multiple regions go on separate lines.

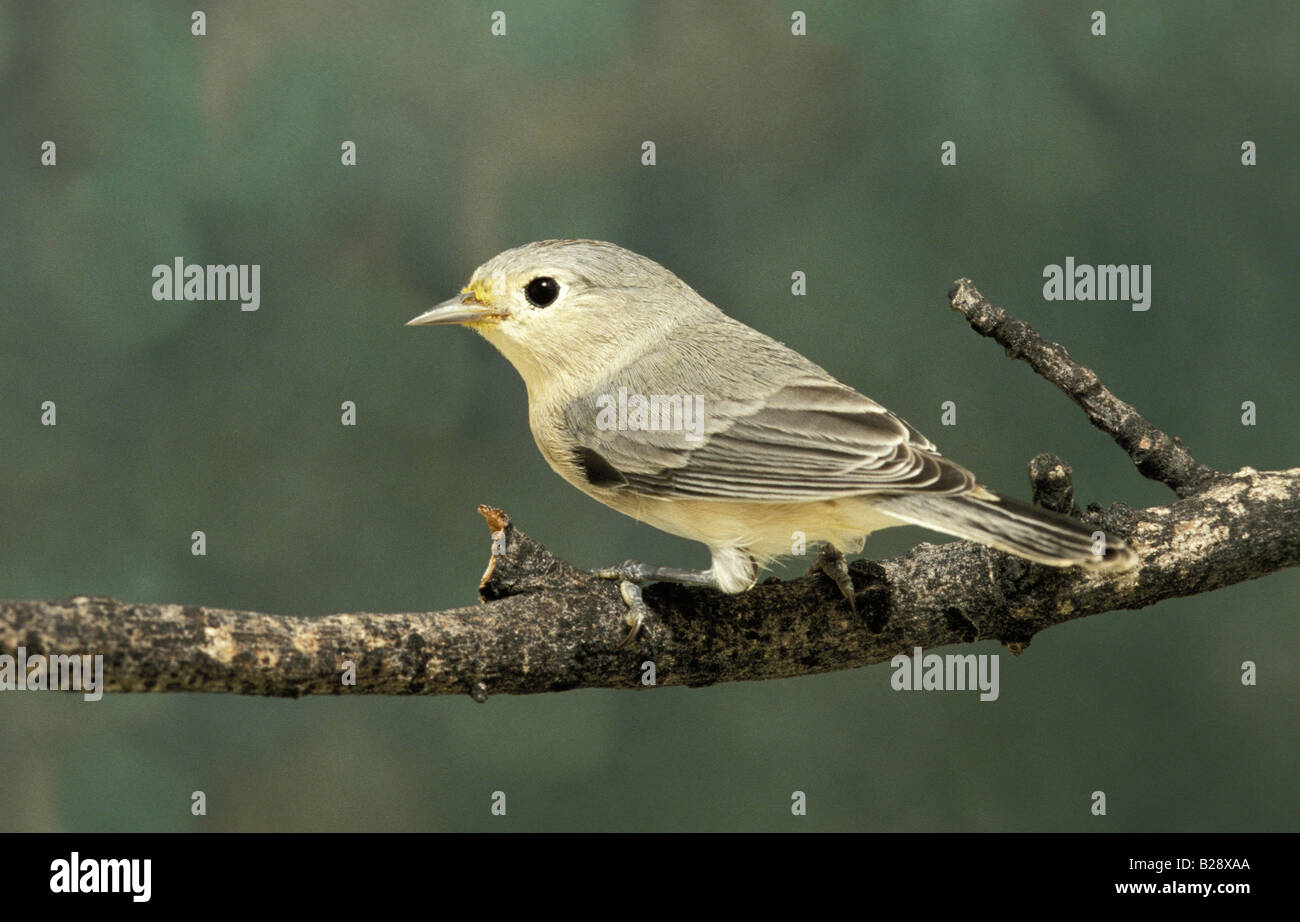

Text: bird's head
xmin=408 ymin=239 xmax=712 ymax=394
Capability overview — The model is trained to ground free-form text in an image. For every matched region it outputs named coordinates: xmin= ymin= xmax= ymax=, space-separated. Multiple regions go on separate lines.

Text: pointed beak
xmin=406 ymin=293 xmax=499 ymax=327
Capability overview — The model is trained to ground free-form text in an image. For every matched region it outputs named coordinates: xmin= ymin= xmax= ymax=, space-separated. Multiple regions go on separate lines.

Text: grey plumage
xmin=410 ymin=239 xmax=1139 ymax=595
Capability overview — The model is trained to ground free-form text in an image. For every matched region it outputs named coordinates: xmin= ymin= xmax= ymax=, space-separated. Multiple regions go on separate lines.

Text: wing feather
xmin=565 ymin=366 xmax=976 ymax=502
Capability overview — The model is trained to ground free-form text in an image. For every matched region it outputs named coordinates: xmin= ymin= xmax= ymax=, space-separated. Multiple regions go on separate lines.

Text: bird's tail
xmin=874 ymin=489 xmax=1138 ymax=570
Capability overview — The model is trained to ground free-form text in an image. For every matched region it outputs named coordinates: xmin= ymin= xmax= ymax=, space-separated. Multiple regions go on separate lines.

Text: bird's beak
xmin=406 ymin=293 xmax=500 ymax=327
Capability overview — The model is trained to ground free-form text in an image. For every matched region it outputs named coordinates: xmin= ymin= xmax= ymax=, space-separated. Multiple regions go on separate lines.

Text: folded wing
xmin=566 ymin=370 xmax=977 ymax=502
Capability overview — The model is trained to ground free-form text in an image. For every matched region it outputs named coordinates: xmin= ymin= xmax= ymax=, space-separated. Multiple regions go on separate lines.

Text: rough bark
xmin=2 ymin=281 xmax=1294 ymax=698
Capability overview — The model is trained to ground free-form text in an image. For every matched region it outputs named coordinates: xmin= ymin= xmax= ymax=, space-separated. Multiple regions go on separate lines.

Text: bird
xmin=408 ymin=239 xmax=1137 ymax=640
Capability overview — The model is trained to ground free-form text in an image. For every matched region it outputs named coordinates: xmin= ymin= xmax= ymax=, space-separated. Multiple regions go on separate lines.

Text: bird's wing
xmin=562 ymin=329 xmax=977 ymax=502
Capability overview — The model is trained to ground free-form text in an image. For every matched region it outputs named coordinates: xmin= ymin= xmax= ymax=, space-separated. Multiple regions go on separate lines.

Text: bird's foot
xmin=807 ymin=544 xmax=857 ymax=613
xmin=593 ymin=559 xmax=726 ymax=646
xmin=613 ymin=579 xmax=648 ymax=648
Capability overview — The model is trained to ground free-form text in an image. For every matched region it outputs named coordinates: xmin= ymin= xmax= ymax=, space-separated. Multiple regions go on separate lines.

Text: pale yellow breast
xmin=587 ymin=490 xmax=903 ymax=565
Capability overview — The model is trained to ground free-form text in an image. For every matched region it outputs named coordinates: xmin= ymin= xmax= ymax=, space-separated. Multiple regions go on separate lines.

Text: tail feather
xmin=875 ymin=490 xmax=1137 ymax=570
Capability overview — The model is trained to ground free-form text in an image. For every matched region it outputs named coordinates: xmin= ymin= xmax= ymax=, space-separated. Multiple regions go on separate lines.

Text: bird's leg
xmin=593 ymin=560 xmax=729 ymax=647
xmin=594 ymin=560 xmax=727 ymax=588
xmin=808 ymin=544 xmax=857 ymax=613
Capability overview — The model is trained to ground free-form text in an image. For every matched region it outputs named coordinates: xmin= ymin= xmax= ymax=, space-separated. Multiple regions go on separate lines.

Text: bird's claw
xmin=593 ymin=562 xmax=652 ymax=647
xmin=615 ymin=580 xmax=648 ymax=648
xmin=808 ymin=545 xmax=857 ymax=614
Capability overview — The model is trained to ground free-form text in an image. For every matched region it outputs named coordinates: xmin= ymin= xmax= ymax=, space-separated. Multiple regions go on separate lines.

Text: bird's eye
xmin=524 ymin=276 xmax=560 ymax=307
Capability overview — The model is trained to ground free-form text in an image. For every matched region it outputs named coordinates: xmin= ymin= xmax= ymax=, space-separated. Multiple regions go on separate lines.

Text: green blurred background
xmin=2 ymin=1 xmax=1296 ymax=831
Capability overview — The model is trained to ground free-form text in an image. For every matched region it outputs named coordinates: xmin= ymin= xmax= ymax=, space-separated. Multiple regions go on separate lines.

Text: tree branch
xmin=948 ymin=278 xmax=1220 ymax=497
xmin=3 ymin=282 xmax=1295 ymax=698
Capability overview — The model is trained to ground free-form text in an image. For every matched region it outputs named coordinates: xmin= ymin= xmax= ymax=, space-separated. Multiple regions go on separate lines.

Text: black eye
xmin=524 ymin=276 xmax=560 ymax=307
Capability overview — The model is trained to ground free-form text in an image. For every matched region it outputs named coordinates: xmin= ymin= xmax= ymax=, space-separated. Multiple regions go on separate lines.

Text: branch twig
xmin=949 ymin=279 xmax=1220 ymax=497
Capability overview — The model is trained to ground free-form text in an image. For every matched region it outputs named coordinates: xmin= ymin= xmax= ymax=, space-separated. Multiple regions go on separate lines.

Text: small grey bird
xmin=409 ymin=240 xmax=1136 ymax=637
